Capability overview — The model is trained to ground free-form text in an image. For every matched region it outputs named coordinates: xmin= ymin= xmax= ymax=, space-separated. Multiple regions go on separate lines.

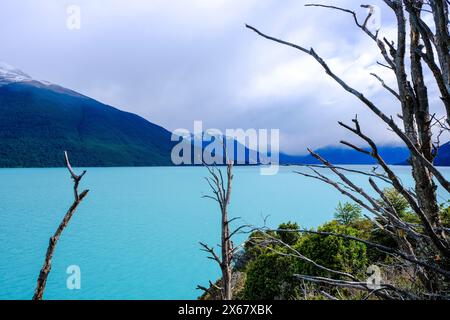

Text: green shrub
xmin=334 ymin=202 xmax=362 ymax=225
xmin=243 ymin=252 xmax=298 ymax=300
xmin=241 ymin=221 xmax=369 ymax=299
xmin=277 ymin=222 xmax=301 ymax=246
xmin=244 ymin=231 xmax=275 ymax=261
xmin=378 ymin=188 xmax=419 ymax=223
xmin=294 ymin=221 xmax=368 ymax=277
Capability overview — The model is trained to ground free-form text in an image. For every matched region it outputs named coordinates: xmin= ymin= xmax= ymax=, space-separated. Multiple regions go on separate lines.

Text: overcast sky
xmin=0 ymin=0 xmax=446 ymax=154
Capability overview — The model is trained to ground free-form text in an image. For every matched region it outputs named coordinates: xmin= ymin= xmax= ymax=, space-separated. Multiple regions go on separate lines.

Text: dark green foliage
xmin=0 ymin=83 xmax=175 ymax=167
xmin=294 ymin=221 xmax=368 ymax=277
xmin=243 ymin=252 xmax=298 ymax=300
xmin=369 ymin=188 xmax=420 ymax=262
xmin=238 ymin=191 xmax=450 ymax=300
xmin=379 ymin=188 xmax=449 ymax=227
xmin=334 ymin=202 xmax=362 ymax=225
xmin=244 ymin=230 xmax=276 ymax=261
xmin=240 ymin=220 xmax=369 ymax=299
xmin=381 ymin=188 xmax=410 ymax=214
xmin=277 ymin=222 xmax=300 ymax=246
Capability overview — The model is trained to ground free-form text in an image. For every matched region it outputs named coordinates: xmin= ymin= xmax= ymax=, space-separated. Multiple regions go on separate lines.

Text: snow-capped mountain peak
xmin=0 ymin=61 xmax=34 ymax=86
xmin=0 ymin=61 xmax=90 ymax=99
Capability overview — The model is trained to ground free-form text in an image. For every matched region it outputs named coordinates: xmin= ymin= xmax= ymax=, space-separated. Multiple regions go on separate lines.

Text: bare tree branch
xmin=245 ymin=23 xmax=450 ymax=193
xmin=33 ymin=152 xmax=89 ymax=300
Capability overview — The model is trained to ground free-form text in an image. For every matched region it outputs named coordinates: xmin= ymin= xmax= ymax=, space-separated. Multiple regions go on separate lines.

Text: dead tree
xmin=247 ymin=0 xmax=450 ymax=299
xmin=33 ymin=151 xmax=89 ymax=300
xmin=199 ymin=161 xmax=236 ymax=300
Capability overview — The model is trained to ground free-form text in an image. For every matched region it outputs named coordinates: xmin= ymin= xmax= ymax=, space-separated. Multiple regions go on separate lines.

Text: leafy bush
xmin=334 ymin=202 xmax=362 ymax=225
xmin=241 ymin=221 xmax=369 ymax=299
xmin=294 ymin=221 xmax=368 ymax=277
xmin=243 ymin=252 xmax=298 ymax=300
xmin=235 ymin=189 xmax=448 ymax=300
xmin=244 ymin=230 xmax=276 ymax=261
xmin=378 ymin=188 xmax=419 ymax=223
xmin=277 ymin=222 xmax=301 ymax=246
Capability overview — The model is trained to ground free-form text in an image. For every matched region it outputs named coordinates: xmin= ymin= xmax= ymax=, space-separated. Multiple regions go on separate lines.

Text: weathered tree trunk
xmin=33 ymin=152 xmax=89 ymax=300
xmin=221 ymin=163 xmax=233 ymax=300
xmin=200 ymin=161 xmax=234 ymax=300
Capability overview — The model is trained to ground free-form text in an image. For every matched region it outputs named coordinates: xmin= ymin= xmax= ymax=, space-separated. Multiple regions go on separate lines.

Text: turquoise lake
xmin=0 ymin=166 xmax=449 ymax=300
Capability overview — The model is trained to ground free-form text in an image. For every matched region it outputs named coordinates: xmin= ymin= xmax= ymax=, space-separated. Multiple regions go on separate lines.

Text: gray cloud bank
xmin=0 ymin=0 xmax=447 ymax=154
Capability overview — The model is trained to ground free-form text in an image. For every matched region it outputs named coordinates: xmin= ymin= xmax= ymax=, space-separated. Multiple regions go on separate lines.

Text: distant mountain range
xmin=279 ymin=146 xmax=411 ymax=165
xmin=280 ymin=143 xmax=450 ymax=166
xmin=0 ymin=62 xmax=449 ymax=168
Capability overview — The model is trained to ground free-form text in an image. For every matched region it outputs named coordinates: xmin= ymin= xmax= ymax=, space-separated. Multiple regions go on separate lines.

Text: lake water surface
xmin=0 ymin=166 xmax=449 ymax=299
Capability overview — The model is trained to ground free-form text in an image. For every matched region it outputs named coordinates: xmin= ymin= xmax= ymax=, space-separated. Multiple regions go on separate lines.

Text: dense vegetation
xmin=200 ymin=190 xmax=450 ymax=300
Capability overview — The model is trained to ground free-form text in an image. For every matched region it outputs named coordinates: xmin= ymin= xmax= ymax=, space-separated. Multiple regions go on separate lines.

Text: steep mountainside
xmin=0 ymin=70 xmax=175 ymax=167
